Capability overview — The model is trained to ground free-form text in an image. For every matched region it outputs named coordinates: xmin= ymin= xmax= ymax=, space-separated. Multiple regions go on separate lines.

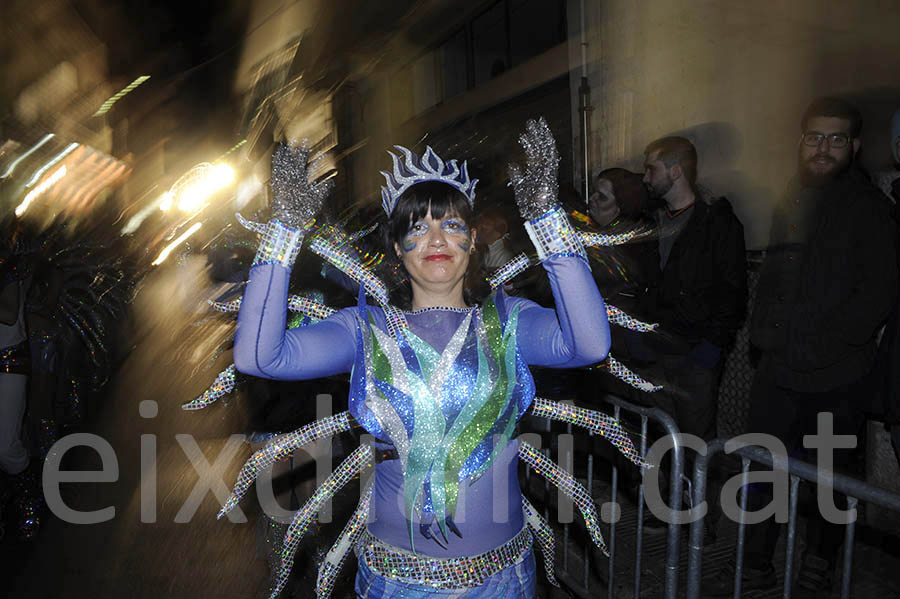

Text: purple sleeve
xmin=233 ymin=263 xmax=356 ymax=380
xmin=508 ymin=256 xmax=610 ymax=368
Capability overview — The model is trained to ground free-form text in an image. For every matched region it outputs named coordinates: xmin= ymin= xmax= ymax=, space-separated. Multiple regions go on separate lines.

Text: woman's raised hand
xmin=270 ymin=141 xmax=333 ymax=228
xmin=508 ymin=117 xmax=560 ymax=220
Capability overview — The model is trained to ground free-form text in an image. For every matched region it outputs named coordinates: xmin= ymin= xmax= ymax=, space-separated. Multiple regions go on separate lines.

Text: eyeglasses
xmin=801 ymin=132 xmax=852 ymax=148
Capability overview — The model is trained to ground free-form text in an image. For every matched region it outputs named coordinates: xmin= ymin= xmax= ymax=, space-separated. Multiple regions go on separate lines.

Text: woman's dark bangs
xmin=389 ymin=182 xmax=471 ymax=242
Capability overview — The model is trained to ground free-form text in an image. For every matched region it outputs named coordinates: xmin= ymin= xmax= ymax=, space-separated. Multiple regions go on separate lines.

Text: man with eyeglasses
xmin=707 ymin=98 xmax=898 ymax=597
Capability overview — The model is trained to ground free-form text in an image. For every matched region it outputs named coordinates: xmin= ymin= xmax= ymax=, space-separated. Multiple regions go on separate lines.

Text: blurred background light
xmin=174 ymin=163 xmax=236 ymax=212
xmin=24 ymin=143 xmax=79 ymax=187
xmin=152 ymin=221 xmax=203 ymax=266
xmin=16 ymin=165 xmax=68 ymax=216
xmin=1 ymin=134 xmax=55 ymax=179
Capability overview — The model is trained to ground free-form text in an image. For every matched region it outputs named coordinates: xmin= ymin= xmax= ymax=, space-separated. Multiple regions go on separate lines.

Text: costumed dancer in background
xmin=225 ymin=118 xmax=644 ymax=598
xmin=0 ymin=219 xmax=38 ymax=540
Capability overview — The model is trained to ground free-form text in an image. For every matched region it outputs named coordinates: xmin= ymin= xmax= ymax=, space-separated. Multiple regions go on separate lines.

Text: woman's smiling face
xmin=395 ymin=208 xmax=475 ymax=292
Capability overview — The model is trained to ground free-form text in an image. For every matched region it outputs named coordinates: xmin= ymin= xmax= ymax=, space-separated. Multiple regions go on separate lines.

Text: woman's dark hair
xmin=383 ymin=181 xmax=487 ymax=308
xmin=596 ymin=167 xmax=649 ymax=219
xmin=387 ymin=181 xmax=473 ymax=245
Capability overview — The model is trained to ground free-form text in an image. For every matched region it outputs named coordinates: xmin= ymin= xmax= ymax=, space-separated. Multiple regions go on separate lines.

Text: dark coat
xmin=873 ymin=174 xmax=900 ymax=423
xmin=643 ymin=195 xmax=748 ymax=350
xmin=751 ymin=167 xmax=898 ymax=392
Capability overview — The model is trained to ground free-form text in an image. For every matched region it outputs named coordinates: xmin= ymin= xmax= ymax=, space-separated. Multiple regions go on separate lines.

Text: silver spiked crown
xmin=380 ymin=145 xmax=478 ymax=216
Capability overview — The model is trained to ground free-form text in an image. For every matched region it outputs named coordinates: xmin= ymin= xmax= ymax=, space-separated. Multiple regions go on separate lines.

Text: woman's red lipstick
xmin=424 ymin=254 xmax=451 ymax=262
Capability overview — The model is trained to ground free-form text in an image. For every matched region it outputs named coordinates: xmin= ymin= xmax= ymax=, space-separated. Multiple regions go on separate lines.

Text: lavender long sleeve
xmin=233 ymin=255 xmax=609 ymax=379
xmin=510 ymin=255 xmax=610 ymax=368
xmin=233 ymin=263 xmax=356 ymax=379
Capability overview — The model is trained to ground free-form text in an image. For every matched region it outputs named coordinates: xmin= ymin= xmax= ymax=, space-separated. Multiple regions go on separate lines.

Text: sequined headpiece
xmin=380 ymin=145 xmax=478 ymax=216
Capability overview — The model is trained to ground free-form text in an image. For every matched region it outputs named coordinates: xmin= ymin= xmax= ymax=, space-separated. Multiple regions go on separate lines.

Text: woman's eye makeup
xmin=407 ymin=221 xmax=429 ymax=236
xmin=441 ymin=219 xmax=469 ymax=234
xmin=401 ymin=221 xmax=427 ymax=252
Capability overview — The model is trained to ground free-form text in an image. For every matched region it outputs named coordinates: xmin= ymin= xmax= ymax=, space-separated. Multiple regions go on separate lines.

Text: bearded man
xmin=707 ymin=98 xmax=898 ymax=597
xmin=638 ymin=136 xmax=746 ymax=444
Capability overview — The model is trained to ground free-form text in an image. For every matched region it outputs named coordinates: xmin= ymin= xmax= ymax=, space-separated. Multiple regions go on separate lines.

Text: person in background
xmin=476 ymin=206 xmax=516 ymax=272
xmin=874 ymin=107 xmax=900 ymax=201
xmin=638 ymin=136 xmax=747 ymax=445
xmin=872 ymin=106 xmax=900 ymax=463
xmin=0 ymin=220 xmax=40 ymax=540
xmin=585 ymin=167 xmax=657 ymax=317
xmin=708 ymin=97 xmax=898 ymax=597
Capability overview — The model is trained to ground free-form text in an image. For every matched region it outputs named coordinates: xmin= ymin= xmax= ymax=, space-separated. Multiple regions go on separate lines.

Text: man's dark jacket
xmin=751 ymin=167 xmax=898 ymax=392
xmin=643 ymin=195 xmax=748 ymax=350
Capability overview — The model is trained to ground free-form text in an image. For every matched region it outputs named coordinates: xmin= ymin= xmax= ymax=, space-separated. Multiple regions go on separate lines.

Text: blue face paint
xmin=401 ymin=220 xmax=429 ymax=253
xmin=442 ymin=218 xmax=471 ymax=252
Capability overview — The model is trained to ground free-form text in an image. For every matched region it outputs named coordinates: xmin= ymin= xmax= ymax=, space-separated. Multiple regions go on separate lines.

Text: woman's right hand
xmin=270 ymin=142 xmax=332 ymax=228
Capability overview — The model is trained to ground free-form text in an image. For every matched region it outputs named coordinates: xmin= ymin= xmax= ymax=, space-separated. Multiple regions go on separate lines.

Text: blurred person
xmin=476 ymin=206 xmax=516 ymax=271
xmin=0 ymin=220 xmax=40 ymax=540
xmin=588 ymin=167 xmax=649 ymax=227
xmin=475 ymin=205 xmax=519 ymax=297
xmin=872 ymin=106 xmax=900 ymax=463
xmin=637 ymin=137 xmax=747 ymax=444
xmin=585 ymin=168 xmax=657 ymax=315
xmin=707 ymin=98 xmax=898 ymax=597
xmin=873 ymin=107 xmax=900 ymax=201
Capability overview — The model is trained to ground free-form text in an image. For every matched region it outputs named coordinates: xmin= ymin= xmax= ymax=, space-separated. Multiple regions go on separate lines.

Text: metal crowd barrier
xmin=685 ymin=440 xmax=900 ymax=599
xmin=524 ymin=394 xmax=686 ymax=599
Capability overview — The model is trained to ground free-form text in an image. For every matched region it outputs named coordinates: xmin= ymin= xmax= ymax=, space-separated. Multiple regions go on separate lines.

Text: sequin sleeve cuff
xmin=252 ymin=218 xmax=306 ymax=268
xmin=523 ymin=205 xmax=587 ymax=262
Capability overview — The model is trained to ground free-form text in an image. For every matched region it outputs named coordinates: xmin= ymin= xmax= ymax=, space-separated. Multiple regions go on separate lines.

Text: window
xmin=472 ymin=2 xmax=508 ymax=86
xmin=509 ymin=0 xmax=565 ymax=66
xmin=439 ymin=29 xmax=468 ymax=100
xmin=393 ymin=0 xmax=566 ymax=121
xmin=412 ymin=51 xmax=439 ymax=115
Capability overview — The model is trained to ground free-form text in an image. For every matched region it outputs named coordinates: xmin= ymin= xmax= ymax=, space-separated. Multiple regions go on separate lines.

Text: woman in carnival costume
xmin=203 ymin=118 xmax=655 ymax=598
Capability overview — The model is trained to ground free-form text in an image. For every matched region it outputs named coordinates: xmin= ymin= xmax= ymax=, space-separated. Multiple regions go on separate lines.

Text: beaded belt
xmin=357 ymin=525 xmax=532 ymax=589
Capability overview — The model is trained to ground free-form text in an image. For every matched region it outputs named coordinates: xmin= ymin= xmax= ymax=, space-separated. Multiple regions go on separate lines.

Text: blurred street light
xmin=16 ymin=165 xmax=68 ymax=216
xmin=152 ymin=222 xmax=203 ymax=266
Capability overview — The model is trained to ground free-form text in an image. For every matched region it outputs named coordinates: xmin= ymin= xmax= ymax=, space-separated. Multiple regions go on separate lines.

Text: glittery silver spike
xmin=487 ymin=253 xmax=534 ymax=289
xmin=208 ymin=298 xmax=242 ymax=313
xmin=286 ymin=295 xmax=337 ymax=321
xmin=182 ymin=364 xmax=236 ymax=410
xmin=380 ymin=145 xmax=478 ymax=216
xmin=346 ymin=222 xmax=379 ymax=243
xmin=308 ymin=235 xmax=390 ymax=306
xmin=209 ymin=296 xmax=336 ymax=322
xmin=236 ymin=212 xmax=267 ymax=234
xmin=522 ymin=497 xmax=559 ymax=587
xmin=316 ymin=480 xmax=373 ymax=599
xmin=579 ymin=229 xmax=643 ymax=247
xmin=219 ymin=412 xmax=354 ymax=518
xmin=529 ymin=397 xmax=646 ymax=469
xmin=607 ymin=354 xmax=663 ymax=392
xmin=270 ymin=444 xmax=373 ymax=599
xmin=519 ymin=440 xmax=608 ymax=556
xmin=606 ymin=304 xmax=658 ymax=332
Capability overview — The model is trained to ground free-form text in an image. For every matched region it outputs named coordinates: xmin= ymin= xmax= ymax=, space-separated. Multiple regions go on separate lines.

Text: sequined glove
xmin=270 ymin=142 xmax=332 ymax=228
xmin=509 ymin=118 xmax=586 ymax=261
xmin=243 ymin=142 xmax=333 ymax=269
